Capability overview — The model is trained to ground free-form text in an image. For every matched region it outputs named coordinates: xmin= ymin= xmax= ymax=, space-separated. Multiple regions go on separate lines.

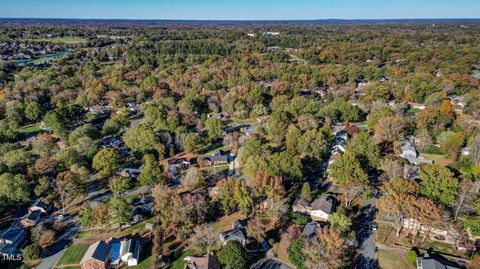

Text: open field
xmin=23 ymin=37 xmax=87 ymax=44
xmin=377 ymin=249 xmax=413 ymax=269
xmin=57 ymin=244 xmax=89 ymax=266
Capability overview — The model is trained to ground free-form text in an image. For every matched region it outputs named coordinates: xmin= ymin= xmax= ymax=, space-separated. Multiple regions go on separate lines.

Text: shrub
xmin=406 ymin=250 xmax=417 ymax=266
xmin=287 ymin=236 xmax=306 ymax=269
xmin=291 ymin=212 xmax=309 ymax=226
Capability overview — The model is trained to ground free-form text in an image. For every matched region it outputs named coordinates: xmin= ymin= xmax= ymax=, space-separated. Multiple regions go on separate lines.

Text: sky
xmin=1 ymin=0 xmax=479 ymax=20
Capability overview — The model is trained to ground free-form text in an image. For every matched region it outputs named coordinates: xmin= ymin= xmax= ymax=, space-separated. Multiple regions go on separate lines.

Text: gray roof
xmin=206 ymin=155 xmax=228 ymax=163
xmin=250 ymin=258 xmax=292 ymax=269
xmin=311 ymin=195 xmax=335 ymax=214
xmin=416 ymin=257 xmax=461 ymax=269
xmin=401 ymin=142 xmax=417 ymax=157
xmin=220 ymin=228 xmax=247 ymax=243
xmin=293 ymin=198 xmax=310 ymax=208
xmin=302 ymin=222 xmax=317 ymax=237
xmin=405 ymin=156 xmax=433 ymax=165
xmin=82 ymin=240 xmax=111 ymax=263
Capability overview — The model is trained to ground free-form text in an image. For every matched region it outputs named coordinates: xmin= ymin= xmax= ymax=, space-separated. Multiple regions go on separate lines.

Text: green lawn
xmin=57 ymin=244 xmax=89 ymax=265
xmin=23 ymin=37 xmax=87 ymax=44
xmin=169 ymin=249 xmax=203 ymax=269
xmin=17 ymin=123 xmax=42 ymax=135
xmin=76 ymin=217 xmax=155 ymax=240
xmin=407 ymin=107 xmax=421 ymax=114
xmin=377 ymin=249 xmax=413 ymax=269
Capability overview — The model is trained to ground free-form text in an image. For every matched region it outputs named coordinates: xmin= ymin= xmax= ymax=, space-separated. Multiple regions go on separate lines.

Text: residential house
xmin=120 ymin=239 xmax=142 ymax=266
xmin=241 ymin=125 xmax=258 ymax=138
xmin=250 ymin=258 xmax=293 ymax=269
xmin=302 ymin=221 xmax=327 ymax=238
xmin=29 ymin=198 xmax=50 ymax=214
xmin=184 ymin=254 xmax=221 ymax=269
xmin=416 ymin=255 xmax=461 ymax=269
xmin=101 ymin=136 xmax=123 ymax=149
xmin=409 ymin=102 xmax=426 ymax=110
xmin=81 ymin=240 xmax=111 ymax=269
xmin=292 ymin=198 xmax=311 ymax=215
xmin=207 ymin=112 xmax=228 ymax=119
xmin=204 ymin=151 xmax=230 ymax=166
xmin=448 ymin=94 xmax=466 ymax=113
xmin=168 ymin=158 xmax=193 ymax=174
xmin=88 ymin=105 xmax=110 ymax=116
xmin=20 ymin=210 xmax=42 ymax=227
xmin=119 ymin=168 xmax=141 ymax=179
xmin=219 ymin=220 xmax=248 ymax=246
xmin=309 ymin=195 xmax=336 ymax=221
xmin=299 ymin=89 xmax=312 ymax=97
xmin=263 ymin=32 xmax=281 ymax=36
xmin=404 ymin=165 xmax=421 ymax=180
xmin=0 ymin=225 xmax=28 ymax=255
xmin=126 ymin=102 xmax=139 ymax=113
xmin=400 ymin=141 xmax=433 ymax=165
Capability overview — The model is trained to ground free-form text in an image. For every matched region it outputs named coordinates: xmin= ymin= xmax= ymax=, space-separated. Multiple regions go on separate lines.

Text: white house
xmin=309 ymin=195 xmax=336 ymax=221
xmin=120 ymin=239 xmax=141 ymax=266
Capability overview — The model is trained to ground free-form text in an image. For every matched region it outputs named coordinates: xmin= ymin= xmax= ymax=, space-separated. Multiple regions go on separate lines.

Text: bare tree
xmin=454 ymin=178 xmax=475 ymax=220
xmin=380 ymin=158 xmax=404 ymax=181
xmin=189 ymin=223 xmax=218 ymax=253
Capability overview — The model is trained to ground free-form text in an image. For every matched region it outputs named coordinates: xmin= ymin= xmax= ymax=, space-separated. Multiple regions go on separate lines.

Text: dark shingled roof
xmin=82 ymin=240 xmax=111 ymax=263
xmin=122 ymin=239 xmax=141 ymax=260
xmin=416 ymin=256 xmax=461 ymax=269
xmin=311 ymin=195 xmax=335 ymax=214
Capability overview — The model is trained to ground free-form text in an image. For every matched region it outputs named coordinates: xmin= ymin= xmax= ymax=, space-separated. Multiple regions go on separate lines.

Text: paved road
xmin=38 ymin=217 xmax=79 ymax=269
xmin=355 ymin=197 xmax=378 ymax=269
xmin=38 ymin=250 xmax=64 ymax=269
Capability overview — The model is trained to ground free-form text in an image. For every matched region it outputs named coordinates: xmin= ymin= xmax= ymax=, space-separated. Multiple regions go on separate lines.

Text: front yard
xmin=56 ymin=244 xmax=89 ymax=266
xmin=76 ymin=217 xmax=155 ymax=240
xmin=377 ymin=249 xmax=413 ymax=269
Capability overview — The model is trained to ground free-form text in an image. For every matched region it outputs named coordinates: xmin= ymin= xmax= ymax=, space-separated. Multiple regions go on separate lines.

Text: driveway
xmin=38 ymin=219 xmax=80 ymax=269
xmin=355 ymin=197 xmax=378 ymax=269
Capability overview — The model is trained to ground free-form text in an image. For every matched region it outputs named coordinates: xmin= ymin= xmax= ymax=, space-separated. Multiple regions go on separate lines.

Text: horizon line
xmin=1 ymin=17 xmax=480 ymax=22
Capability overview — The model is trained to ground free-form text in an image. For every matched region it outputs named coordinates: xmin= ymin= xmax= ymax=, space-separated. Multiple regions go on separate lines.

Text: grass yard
xmin=421 ymin=153 xmax=453 ymax=167
xmin=407 ymin=107 xmax=421 ymax=114
xmin=228 ymin=117 xmax=258 ymax=126
xmin=24 ymin=37 xmax=87 ymax=44
xmin=57 ymin=244 xmax=89 ymax=265
xmin=376 ymin=222 xmax=394 ymax=244
xmin=199 ymin=164 xmax=229 ymax=175
xmin=377 ymin=249 xmax=413 ymax=269
xmin=17 ymin=123 xmax=42 ymax=135
xmin=76 ymin=217 xmax=155 ymax=240
xmin=169 ymin=249 xmax=203 ymax=269
xmin=212 ymin=211 xmax=245 ymax=232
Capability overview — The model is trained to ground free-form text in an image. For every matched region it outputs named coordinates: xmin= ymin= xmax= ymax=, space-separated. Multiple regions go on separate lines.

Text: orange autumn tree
xmin=439 ymin=99 xmax=454 ymax=114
